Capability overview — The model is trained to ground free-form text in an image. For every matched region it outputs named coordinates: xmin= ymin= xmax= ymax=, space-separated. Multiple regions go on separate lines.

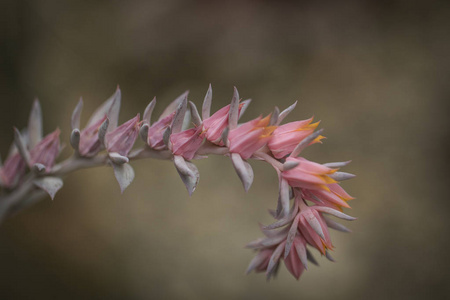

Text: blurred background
xmin=0 ymin=0 xmax=449 ymax=299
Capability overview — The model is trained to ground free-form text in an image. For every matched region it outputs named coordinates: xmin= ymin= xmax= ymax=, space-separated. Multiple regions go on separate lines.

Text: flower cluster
xmin=0 ymin=85 xmax=355 ymax=282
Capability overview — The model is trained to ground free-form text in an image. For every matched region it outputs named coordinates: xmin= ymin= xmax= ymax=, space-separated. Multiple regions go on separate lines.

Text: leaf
xmin=230 ymin=153 xmax=254 ymax=192
xmin=173 ymin=155 xmax=199 ymax=196
xmin=109 ymin=152 xmax=129 ymax=164
xmin=112 ymin=162 xmax=135 ymax=193
xmin=33 ymin=177 xmax=63 ymax=200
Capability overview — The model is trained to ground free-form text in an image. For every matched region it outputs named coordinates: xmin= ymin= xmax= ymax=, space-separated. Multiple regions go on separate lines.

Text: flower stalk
xmin=0 ymin=85 xmax=356 ymax=282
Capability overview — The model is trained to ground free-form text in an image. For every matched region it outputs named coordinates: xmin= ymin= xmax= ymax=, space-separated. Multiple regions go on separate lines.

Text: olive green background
xmin=1 ymin=1 xmax=449 ymax=299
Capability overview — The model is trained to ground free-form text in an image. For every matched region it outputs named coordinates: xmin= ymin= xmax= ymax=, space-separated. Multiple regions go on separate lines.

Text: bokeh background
xmin=1 ymin=0 xmax=449 ymax=299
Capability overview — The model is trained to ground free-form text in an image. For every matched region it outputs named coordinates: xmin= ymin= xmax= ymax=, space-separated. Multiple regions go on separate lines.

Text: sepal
xmin=188 ymin=101 xmax=202 ymax=126
xmin=143 ymin=97 xmax=156 ymax=124
xmin=13 ymin=128 xmax=31 ymax=167
xmin=202 ymin=84 xmax=212 ymax=119
xmin=71 ymin=98 xmax=83 ymax=130
xmin=70 ymin=129 xmax=80 ymax=152
xmin=228 ymin=87 xmax=240 ymax=130
xmin=277 ymin=101 xmax=297 ymax=125
xmin=28 ymin=99 xmax=43 ymax=148
xmin=290 ymin=129 xmax=324 ymax=157
xmin=98 ymin=118 xmax=109 ymax=148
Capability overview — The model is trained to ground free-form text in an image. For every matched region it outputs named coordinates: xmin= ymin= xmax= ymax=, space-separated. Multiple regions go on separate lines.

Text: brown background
xmin=1 ymin=0 xmax=449 ymax=299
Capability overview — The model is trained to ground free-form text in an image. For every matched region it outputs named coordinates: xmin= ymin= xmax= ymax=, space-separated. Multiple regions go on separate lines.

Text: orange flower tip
xmin=257 ymin=114 xmax=272 ymax=127
xmin=259 ymin=126 xmax=277 ymax=138
xmin=320 ymin=175 xmax=337 ymax=184
xmin=339 ymin=202 xmax=351 ymax=209
xmin=318 ymin=184 xmax=330 ymax=192
xmin=306 ymin=121 xmax=321 ymax=130
xmin=312 ymin=135 xmax=326 ymax=144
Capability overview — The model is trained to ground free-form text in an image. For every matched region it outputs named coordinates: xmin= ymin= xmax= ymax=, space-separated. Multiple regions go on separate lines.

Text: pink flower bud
xmin=170 ymin=126 xmax=204 ymax=160
xmin=105 ymin=114 xmax=140 ymax=156
xmin=247 ymin=248 xmax=274 ymax=274
xmin=72 ymin=89 xmax=122 ymax=157
xmin=228 ymin=115 xmax=276 ymax=160
xmin=283 ymin=235 xmax=307 ymax=279
xmin=268 ymin=118 xmax=324 ymax=159
xmin=147 ymin=112 xmax=175 ymax=150
xmin=296 ymin=205 xmax=333 ymax=255
xmin=29 ymin=129 xmax=61 ymax=172
xmin=79 ymin=115 xmax=107 ymax=157
xmin=0 ymin=153 xmax=26 ymax=188
xmin=202 ymin=102 xmax=246 ymax=145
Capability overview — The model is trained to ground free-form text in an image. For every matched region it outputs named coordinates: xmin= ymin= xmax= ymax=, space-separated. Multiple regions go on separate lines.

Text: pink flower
xmin=282 ymin=157 xmax=337 ymax=191
xmin=105 ymin=114 xmax=140 ymax=156
xmin=79 ymin=116 xmax=107 ymax=157
xmin=29 ymin=129 xmax=61 ymax=172
xmin=147 ymin=112 xmax=175 ymax=150
xmin=268 ymin=118 xmax=324 ymax=159
xmin=72 ymin=88 xmax=121 ymax=157
xmin=303 ymin=183 xmax=354 ymax=210
xmin=170 ymin=126 xmax=205 ymax=160
xmin=202 ymin=102 xmax=246 ymax=145
xmin=228 ymin=115 xmax=276 ymax=160
xmin=0 ymin=153 xmax=26 ymax=188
